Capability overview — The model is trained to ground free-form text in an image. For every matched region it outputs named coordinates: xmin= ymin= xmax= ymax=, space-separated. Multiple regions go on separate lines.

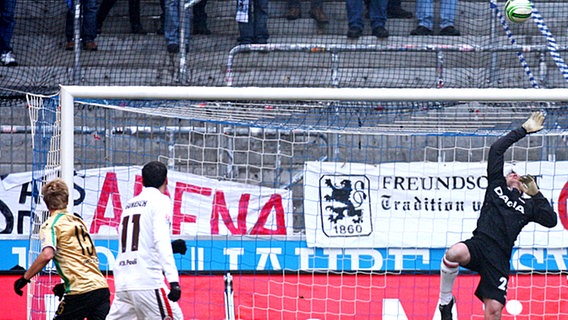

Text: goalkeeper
xmin=438 ymin=112 xmax=558 ymax=320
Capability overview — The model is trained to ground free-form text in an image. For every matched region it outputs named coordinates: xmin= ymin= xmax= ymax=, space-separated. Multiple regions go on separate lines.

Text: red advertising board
xmin=1 ymin=273 xmax=566 ymax=319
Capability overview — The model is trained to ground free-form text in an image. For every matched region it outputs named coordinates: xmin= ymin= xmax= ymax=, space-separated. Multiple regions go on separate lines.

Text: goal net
xmin=27 ymin=87 xmax=568 ymax=319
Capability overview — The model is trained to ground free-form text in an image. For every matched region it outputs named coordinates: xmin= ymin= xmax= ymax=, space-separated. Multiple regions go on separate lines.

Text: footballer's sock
xmin=439 ymin=256 xmax=459 ymax=305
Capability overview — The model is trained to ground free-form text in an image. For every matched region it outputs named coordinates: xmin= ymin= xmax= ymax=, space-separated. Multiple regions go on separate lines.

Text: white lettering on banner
xmin=224 ymin=248 xmax=243 ymax=270
xmin=190 ymin=247 xmax=204 ymax=270
xmin=295 ymin=247 xmax=316 ymax=270
xmin=382 ymin=299 xmax=408 ymax=320
xmin=12 ymin=247 xmax=26 ymax=267
xmin=96 ymin=246 xmax=116 ymax=270
xmin=389 ymin=249 xmax=430 ymax=270
xmin=323 ymin=249 xmax=341 ymax=270
xmin=256 ymin=248 xmax=282 ymax=270
xmin=548 ymin=249 xmax=568 ymax=270
xmin=345 ymin=249 xmax=383 ymax=270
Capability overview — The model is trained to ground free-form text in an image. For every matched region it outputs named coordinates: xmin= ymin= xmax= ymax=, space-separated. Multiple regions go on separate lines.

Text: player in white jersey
xmin=107 ymin=161 xmax=184 ymax=320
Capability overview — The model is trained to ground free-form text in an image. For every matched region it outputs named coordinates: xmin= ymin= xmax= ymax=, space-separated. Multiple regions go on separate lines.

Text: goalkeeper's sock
xmin=439 ymin=256 xmax=459 ymax=305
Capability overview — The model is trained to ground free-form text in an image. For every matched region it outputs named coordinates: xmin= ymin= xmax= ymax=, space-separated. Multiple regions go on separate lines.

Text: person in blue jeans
xmin=164 ymin=0 xmax=191 ymax=53
xmin=346 ymin=0 xmax=388 ymax=39
xmin=0 ymin=0 xmax=17 ymax=65
xmin=410 ymin=0 xmax=460 ymax=36
xmin=237 ymin=0 xmax=269 ymax=45
xmin=65 ymin=0 xmax=99 ymax=50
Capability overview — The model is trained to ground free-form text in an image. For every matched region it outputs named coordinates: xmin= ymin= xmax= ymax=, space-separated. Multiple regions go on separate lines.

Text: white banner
xmin=304 ymin=161 xmax=568 ymax=248
xmin=0 ymin=167 xmax=293 ymax=237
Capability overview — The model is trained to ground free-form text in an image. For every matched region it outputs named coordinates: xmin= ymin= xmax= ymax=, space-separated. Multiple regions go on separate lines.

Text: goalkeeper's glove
xmin=522 ymin=111 xmax=545 ymax=134
xmin=171 ymin=239 xmax=187 ymax=255
xmin=519 ymin=175 xmax=539 ymax=196
xmin=168 ymin=282 xmax=181 ymax=302
xmin=14 ymin=276 xmax=30 ymax=296
xmin=53 ymin=283 xmax=65 ymax=301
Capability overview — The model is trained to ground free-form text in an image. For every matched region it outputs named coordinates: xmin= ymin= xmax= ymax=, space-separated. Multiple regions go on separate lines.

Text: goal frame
xmin=59 ymin=85 xmax=568 ymax=212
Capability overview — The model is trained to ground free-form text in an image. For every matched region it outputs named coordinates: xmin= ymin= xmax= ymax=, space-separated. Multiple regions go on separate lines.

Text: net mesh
xmin=24 ymin=91 xmax=568 ymax=319
xmin=1 ymin=0 xmax=568 ymax=95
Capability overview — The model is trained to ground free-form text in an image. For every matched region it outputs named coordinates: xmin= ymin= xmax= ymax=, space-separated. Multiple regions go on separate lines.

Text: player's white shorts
xmin=107 ymin=287 xmax=183 ymax=320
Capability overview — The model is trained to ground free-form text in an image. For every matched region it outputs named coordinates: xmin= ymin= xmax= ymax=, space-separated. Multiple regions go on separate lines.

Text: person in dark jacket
xmin=437 ymin=111 xmax=557 ymax=320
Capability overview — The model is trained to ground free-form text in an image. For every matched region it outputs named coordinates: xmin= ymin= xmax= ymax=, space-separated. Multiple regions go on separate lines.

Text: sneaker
xmin=1 ymin=51 xmax=17 ymax=66
xmin=167 ymin=43 xmax=180 ymax=53
xmin=286 ymin=7 xmax=301 ymax=20
xmin=439 ymin=26 xmax=461 ymax=36
xmin=347 ymin=27 xmax=363 ymax=39
xmin=410 ymin=25 xmax=433 ymax=36
xmin=309 ymin=7 xmax=329 ymax=24
xmin=388 ymin=7 xmax=413 ymax=19
xmin=439 ymin=296 xmax=455 ymax=320
xmin=372 ymin=26 xmax=389 ymax=38
xmin=83 ymin=41 xmax=98 ymax=51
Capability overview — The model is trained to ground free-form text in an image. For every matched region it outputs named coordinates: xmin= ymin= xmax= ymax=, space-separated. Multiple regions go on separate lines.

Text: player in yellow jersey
xmin=13 ymin=178 xmax=110 ymax=320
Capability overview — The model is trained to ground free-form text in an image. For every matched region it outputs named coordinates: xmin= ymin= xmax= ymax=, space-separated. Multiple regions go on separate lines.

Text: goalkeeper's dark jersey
xmin=472 ymin=127 xmax=557 ymax=258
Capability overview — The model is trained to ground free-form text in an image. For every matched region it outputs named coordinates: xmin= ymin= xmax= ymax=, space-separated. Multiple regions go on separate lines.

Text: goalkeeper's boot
xmin=439 ymin=296 xmax=455 ymax=320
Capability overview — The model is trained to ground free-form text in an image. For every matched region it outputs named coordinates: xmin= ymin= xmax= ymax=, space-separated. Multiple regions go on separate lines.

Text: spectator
xmin=365 ymin=0 xmax=413 ymax=19
xmin=192 ymin=0 xmax=211 ymax=34
xmin=0 ymin=0 xmax=17 ymax=66
xmin=164 ymin=0 xmax=191 ymax=53
xmin=410 ymin=0 xmax=460 ymax=36
xmin=97 ymin=0 xmax=146 ymax=34
xmin=106 ymin=161 xmax=183 ymax=320
xmin=237 ymin=0 xmax=269 ymax=45
xmin=65 ymin=0 xmax=99 ymax=50
xmin=13 ymin=179 xmax=110 ymax=319
xmin=346 ymin=0 xmax=388 ymax=39
xmin=285 ymin=0 xmax=329 ymax=24
xmin=158 ymin=0 xmax=209 ymax=36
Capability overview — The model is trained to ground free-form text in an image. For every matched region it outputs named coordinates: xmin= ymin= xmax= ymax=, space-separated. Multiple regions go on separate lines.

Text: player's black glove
xmin=168 ymin=282 xmax=181 ymax=302
xmin=14 ymin=276 xmax=30 ymax=296
xmin=52 ymin=283 xmax=65 ymax=301
xmin=171 ymin=239 xmax=187 ymax=255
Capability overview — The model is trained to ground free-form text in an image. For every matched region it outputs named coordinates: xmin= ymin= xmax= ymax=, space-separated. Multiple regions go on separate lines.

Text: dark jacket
xmin=472 ymin=127 xmax=557 ymax=258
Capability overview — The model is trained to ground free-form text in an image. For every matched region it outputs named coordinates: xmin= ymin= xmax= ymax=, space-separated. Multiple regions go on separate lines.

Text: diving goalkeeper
xmin=437 ymin=111 xmax=558 ymax=320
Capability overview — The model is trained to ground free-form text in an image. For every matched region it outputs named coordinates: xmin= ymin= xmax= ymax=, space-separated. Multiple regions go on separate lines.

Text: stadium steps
xmin=3 ymin=0 xmax=568 ymax=89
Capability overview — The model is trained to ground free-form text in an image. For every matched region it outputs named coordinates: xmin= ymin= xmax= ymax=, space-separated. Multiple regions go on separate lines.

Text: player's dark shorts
xmin=54 ymin=287 xmax=110 ymax=320
xmin=462 ymin=237 xmax=510 ymax=305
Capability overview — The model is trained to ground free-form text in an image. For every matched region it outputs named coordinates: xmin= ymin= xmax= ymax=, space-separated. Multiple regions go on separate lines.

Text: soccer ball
xmin=504 ymin=0 xmax=533 ymax=23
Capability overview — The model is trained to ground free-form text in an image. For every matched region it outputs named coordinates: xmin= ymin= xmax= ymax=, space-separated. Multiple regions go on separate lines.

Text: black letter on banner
xmin=0 ymin=200 xmax=14 ymax=234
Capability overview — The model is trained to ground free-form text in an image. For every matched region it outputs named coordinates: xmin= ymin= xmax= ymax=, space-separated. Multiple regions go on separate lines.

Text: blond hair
xmin=42 ymin=178 xmax=69 ymax=211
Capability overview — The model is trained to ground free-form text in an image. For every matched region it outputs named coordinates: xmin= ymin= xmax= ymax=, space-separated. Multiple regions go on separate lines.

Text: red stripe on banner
xmin=2 ymin=274 xmax=566 ymax=319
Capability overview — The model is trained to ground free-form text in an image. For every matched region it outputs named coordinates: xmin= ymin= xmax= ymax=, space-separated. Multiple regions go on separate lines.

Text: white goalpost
xmin=25 ymin=86 xmax=568 ymax=319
